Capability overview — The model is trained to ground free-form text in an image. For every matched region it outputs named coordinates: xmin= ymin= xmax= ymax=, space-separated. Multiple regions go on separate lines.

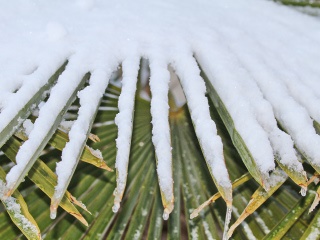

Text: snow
xmin=52 ymin=66 xmax=117 ymax=218
xmin=0 ymin=180 xmax=38 ymax=235
xmin=223 ymin=207 xmax=232 ymax=240
xmin=113 ymin=56 xmax=140 ymax=213
xmin=171 ymin=52 xmax=232 ymax=195
xmin=306 ymin=217 xmax=320 ymax=240
xmin=202 ymin=221 xmax=214 ymax=240
xmin=149 ymin=52 xmax=174 ymax=217
xmin=5 ymin=56 xmax=89 ymax=194
xmin=46 ymin=21 xmax=68 ymax=42
xmin=22 ymin=119 xmax=34 ymax=136
xmin=58 ymin=120 xmax=75 ymax=132
xmin=0 ymin=0 xmax=319 ymax=224
xmin=292 ymin=6 xmax=320 ymax=18
xmin=253 ymin=212 xmax=270 ymax=234
xmin=191 ymin=226 xmax=199 ymax=240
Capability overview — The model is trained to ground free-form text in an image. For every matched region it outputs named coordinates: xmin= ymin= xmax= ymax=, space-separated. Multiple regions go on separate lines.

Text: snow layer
xmin=170 ymin=52 xmax=232 ymax=194
xmin=52 ymin=63 xmax=118 ymax=217
xmin=0 ymin=0 xmax=320 ymax=217
xmin=5 ymin=56 xmax=89 ymax=192
xmin=148 ymin=52 xmax=174 ymax=215
xmin=113 ymin=56 xmax=140 ymax=213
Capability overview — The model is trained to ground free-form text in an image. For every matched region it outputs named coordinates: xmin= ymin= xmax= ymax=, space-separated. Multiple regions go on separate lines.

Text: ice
xmin=163 ymin=211 xmax=169 ymax=221
xmin=300 ymin=187 xmax=307 ymax=197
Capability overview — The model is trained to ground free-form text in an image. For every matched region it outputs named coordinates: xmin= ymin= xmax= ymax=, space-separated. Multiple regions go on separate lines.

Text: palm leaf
xmin=1 ymin=1 xmax=320 ymax=239
xmin=0 ymin=80 xmax=318 ymax=238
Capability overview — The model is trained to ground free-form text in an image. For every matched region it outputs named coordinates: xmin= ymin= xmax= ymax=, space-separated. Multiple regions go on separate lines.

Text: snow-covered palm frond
xmin=0 ymin=0 xmax=320 ymax=239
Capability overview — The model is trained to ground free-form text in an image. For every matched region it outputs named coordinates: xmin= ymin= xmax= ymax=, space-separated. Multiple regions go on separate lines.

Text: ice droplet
xmin=163 ymin=207 xmax=171 ymax=220
xmin=163 ymin=211 xmax=169 ymax=221
xmin=112 ymin=203 xmax=120 ymax=213
xmin=50 ymin=210 xmax=57 ymax=219
xmin=300 ymin=187 xmax=307 ymax=197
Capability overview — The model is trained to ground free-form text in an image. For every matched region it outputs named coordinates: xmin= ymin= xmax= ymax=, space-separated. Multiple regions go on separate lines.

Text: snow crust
xmin=0 ymin=0 xmax=320 ymax=218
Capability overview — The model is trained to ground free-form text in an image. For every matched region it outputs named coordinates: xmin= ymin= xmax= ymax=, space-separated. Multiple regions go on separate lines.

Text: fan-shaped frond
xmin=0 ymin=0 xmax=320 ymax=239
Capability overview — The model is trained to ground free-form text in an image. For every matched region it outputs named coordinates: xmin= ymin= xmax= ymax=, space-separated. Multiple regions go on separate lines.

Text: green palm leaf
xmin=0 ymin=1 xmax=320 ymax=239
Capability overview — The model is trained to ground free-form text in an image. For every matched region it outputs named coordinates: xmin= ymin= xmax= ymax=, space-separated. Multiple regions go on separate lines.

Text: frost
xmin=233 ymin=207 xmax=256 ymax=240
xmin=253 ymin=212 xmax=270 ymax=234
xmin=223 ymin=207 xmax=232 ymax=240
xmin=191 ymin=226 xmax=199 ymax=240
xmin=203 ymin=221 xmax=214 ymax=240
xmin=306 ymin=217 xmax=320 ymax=240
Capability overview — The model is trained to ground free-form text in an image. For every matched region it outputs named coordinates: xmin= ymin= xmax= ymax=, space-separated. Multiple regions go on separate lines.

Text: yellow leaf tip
xmin=70 ymin=212 xmax=88 ymax=226
xmin=190 ymin=211 xmax=198 ymax=219
xmin=101 ymin=164 xmax=113 ymax=172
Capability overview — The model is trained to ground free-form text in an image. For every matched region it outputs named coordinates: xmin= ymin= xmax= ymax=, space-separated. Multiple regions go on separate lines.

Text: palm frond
xmin=0 ymin=0 xmax=320 ymax=239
